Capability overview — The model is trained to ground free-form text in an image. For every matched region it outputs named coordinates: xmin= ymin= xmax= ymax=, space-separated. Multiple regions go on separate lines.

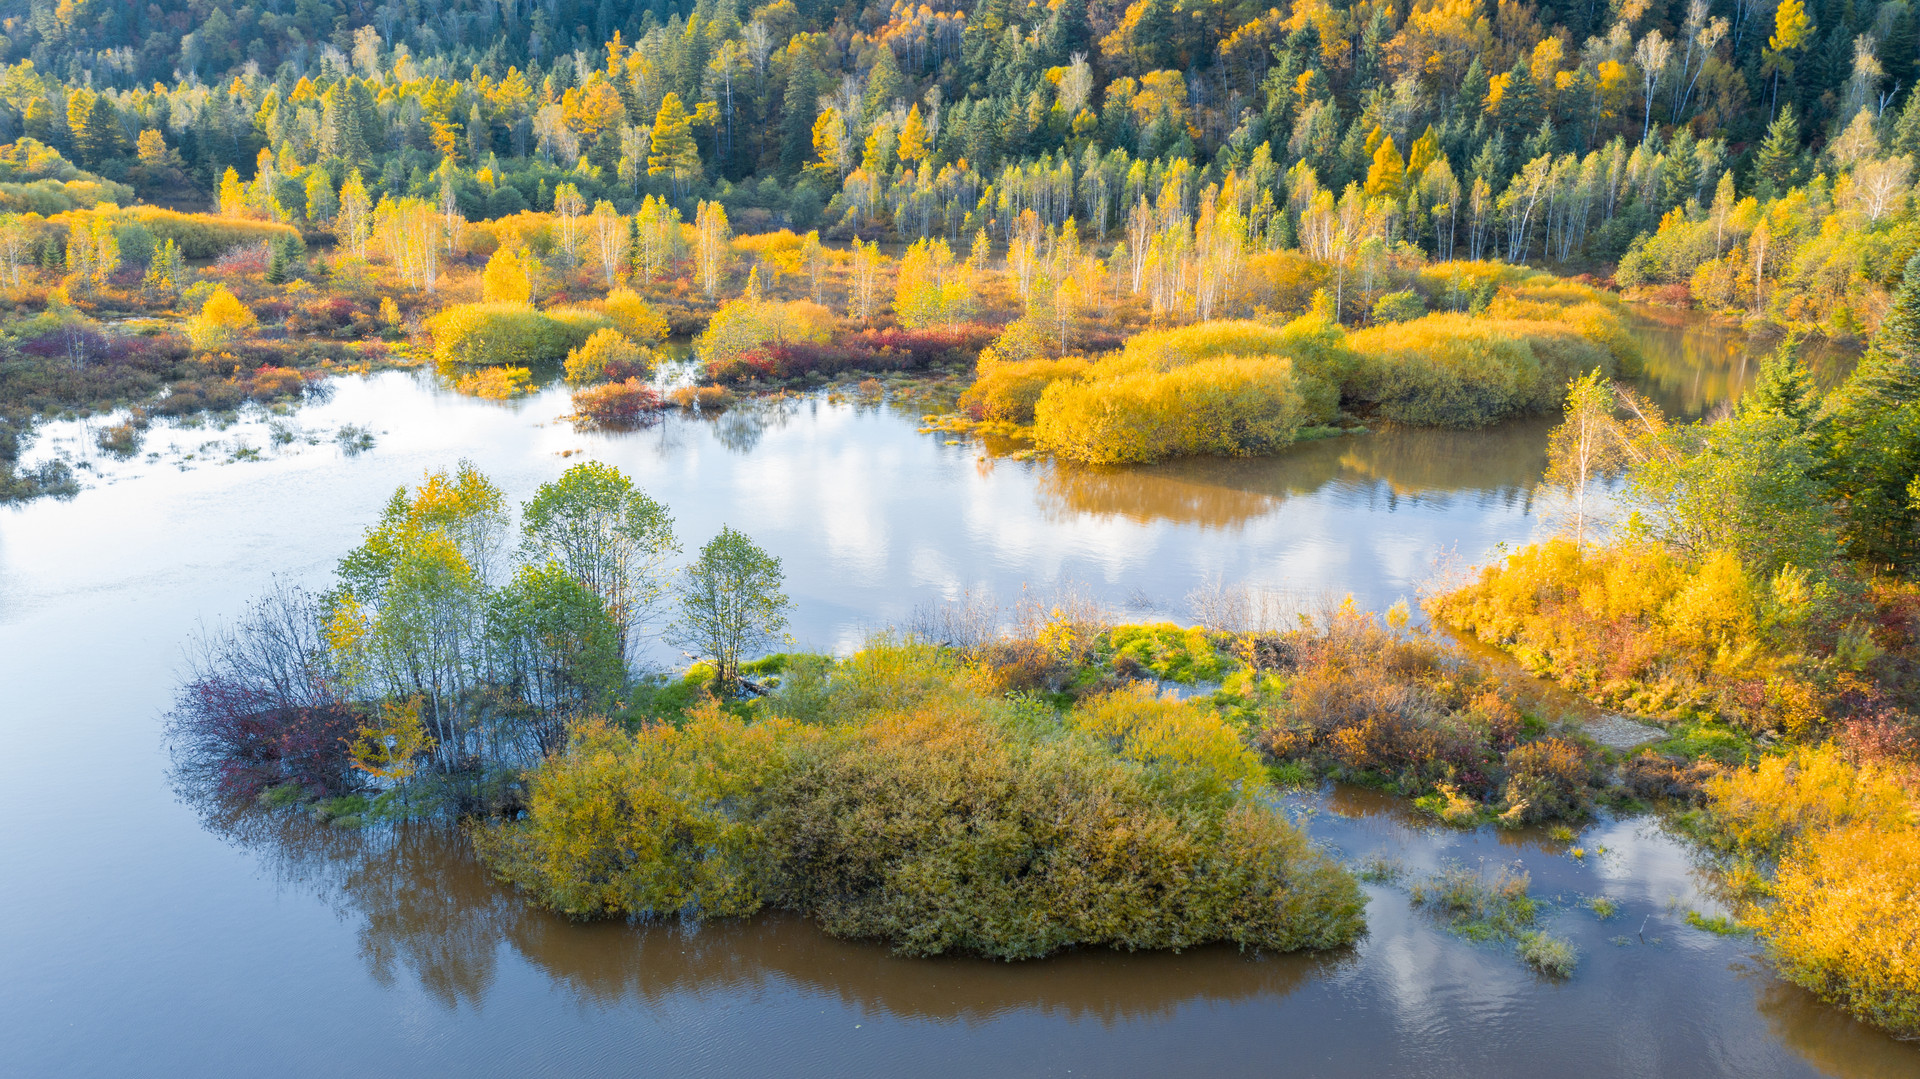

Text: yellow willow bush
xmin=958 ymin=354 xmax=1089 ymax=423
xmin=695 ymin=297 xmax=834 ymax=367
xmin=1067 ymin=682 xmax=1266 ymax=798
xmin=1032 ymin=355 xmax=1312 ymax=464
xmin=1758 ymin=821 xmax=1920 ymax=1039
xmin=1345 ymin=314 xmax=1599 ymax=428
xmin=599 ymin=287 xmax=670 ymax=343
xmin=186 ymin=286 xmax=257 ymax=350
xmin=765 ymin=698 xmax=1366 ymax=958
xmin=475 ymin=642 xmax=1367 ymax=959
xmin=455 ymin=365 xmax=532 ymax=398
xmin=1703 ymin=744 xmax=1920 ymax=1039
xmin=1703 ymin=743 xmax=1912 ymax=861
xmin=426 ymin=302 xmax=610 ymax=369
xmin=472 ymin=711 xmax=810 ymax=918
xmin=1428 ymin=539 xmax=1801 ymax=725
xmin=564 ymin=328 xmax=654 ymax=384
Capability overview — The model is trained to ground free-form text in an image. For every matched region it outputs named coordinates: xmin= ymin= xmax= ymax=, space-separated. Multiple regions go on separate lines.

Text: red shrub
xmin=573 ymin=378 xmax=664 ymax=427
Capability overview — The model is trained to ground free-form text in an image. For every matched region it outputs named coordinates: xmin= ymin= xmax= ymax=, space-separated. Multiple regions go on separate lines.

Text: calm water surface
xmin=1 ymin=313 xmax=1912 ymax=1077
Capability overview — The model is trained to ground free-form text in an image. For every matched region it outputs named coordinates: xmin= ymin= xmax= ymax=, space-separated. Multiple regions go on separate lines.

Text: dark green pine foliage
xmin=1753 ymin=105 xmax=1803 ymax=198
xmin=1822 ymin=256 xmax=1920 ymax=570
xmin=1742 ymin=333 xmax=1818 ymax=432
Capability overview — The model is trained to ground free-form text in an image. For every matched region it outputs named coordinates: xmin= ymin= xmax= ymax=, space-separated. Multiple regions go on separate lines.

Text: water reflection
xmin=1626 ymin=307 xmax=1855 ymax=418
xmin=189 ymin=790 xmax=1339 ymax=1025
xmin=1041 ymin=420 xmax=1555 ymax=531
xmin=182 ymin=778 xmax=1920 ymax=1078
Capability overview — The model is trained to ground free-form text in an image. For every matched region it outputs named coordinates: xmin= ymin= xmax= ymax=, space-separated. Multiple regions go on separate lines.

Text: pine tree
xmin=1743 ymin=334 xmax=1817 ymax=431
xmin=1821 ymin=255 xmax=1920 ymax=568
xmin=1753 ymin=105 xmax=1803 ymax=198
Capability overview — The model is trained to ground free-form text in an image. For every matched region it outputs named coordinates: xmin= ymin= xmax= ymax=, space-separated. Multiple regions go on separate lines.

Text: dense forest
xmin=0 ymin=0 xmax=1911 ymax=280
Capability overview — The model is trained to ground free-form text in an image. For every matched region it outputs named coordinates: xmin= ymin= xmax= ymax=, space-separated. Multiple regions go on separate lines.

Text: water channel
xmin=1 ymin=312 xmax=1912 ymax=1077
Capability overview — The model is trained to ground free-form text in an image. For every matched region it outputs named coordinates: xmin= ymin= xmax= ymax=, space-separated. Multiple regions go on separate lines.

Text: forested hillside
xmin=0 ymin=0 xmax=1905 ymax=279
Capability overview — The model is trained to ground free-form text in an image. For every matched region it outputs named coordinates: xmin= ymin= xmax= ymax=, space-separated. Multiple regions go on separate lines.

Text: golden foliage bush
xmin=455 ymin=365 xmax=532 ymax=399
xmin=694 ymin=297 xmax=834 ymax=367
xmin=600 ymin=287 xmax=670 ymax=343
xmin=185 ymin=286 xmax=257 ymax=350
xmin=476 ymin=642 xmax=1367 ymax=959
xmin=472 ymin=711 xmax=808 ymax=918
xmin=426 ymin=302 xmax=610 ymax=369
xmin=1429 ymin=538 xmax=1830 ymax=730
xmin=1704 ymin=744 xmax=1920 ymax=1039
xmin=1032 ymin=355 xmax=1312 ymax=464
xmin=958 ymin=354 xmax=1089 ymax=423
xmin=1703 ymin=743 xmax=1911 ymax=860
xmin=1757 ymin=821 xmax=1920 ymax=1039
xmin=564 ymin=328 xmax=654 ymax=385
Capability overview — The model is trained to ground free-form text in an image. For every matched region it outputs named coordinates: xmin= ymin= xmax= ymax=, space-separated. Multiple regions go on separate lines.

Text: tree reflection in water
xmin=181 ymin=784 xmax=1347 ymax=1024
xmin=1037 ymin=420 xmax=1556 ymax=531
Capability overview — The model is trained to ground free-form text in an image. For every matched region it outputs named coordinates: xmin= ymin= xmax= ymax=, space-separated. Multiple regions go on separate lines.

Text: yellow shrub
xmin=1068 ymin=682 xmax=1265 ymax=797
xmin=601 ymin=287 xmax=670 ymax=343
xmin=480 ymin=247 xmax=533 ymax=303
xmin=695 ymin=297 xmax=834 ymax=366
xmin=186 ymin=286 xmax=257 ymax=350
xmin=1757 ymin=821 xmax=1920 ymax=1039
xmin=1033 ymin=354 xmax=1311 ymax=464
xmin=426 ymin=302 xmax=608 ymax=369
xmin=959 ymin=355 xmax=1089 ymax=423
xmin=1704 ymin=743 xmax=1911 ymax=860
xmin=564 ymin=328 xmax=653 ymax=385
xmin=455 ymin=366 xmax=532 ymax=399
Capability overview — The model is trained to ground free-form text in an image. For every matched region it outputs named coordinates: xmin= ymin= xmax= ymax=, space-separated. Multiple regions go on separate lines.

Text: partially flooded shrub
xmin=1757 ymin=820 xmax=1920 ymax=1038
xmin=1517 ymin=930 xmax=1579 ymax=977
xmin=1032 ymin=355 xmax=1314 ymax=464
xmin=478 ymin=647 xmax=1367 ymax=959
xmin=456 ymin=365 xmax=532 ymax=399
xmin=1499 ymin=737 xmax=1596 ymax=825
xmin=564 ymin=328 xmax=654 ymax=385
xmin=572 ymin=378 xmax=663 ymax=427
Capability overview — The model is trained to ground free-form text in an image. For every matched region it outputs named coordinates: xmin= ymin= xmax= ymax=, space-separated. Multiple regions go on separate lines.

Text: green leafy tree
xmin=1628 ymin=406 xmax=1836 ymax=578
xmin=670 ymin=526 xmax=790 ymax=690
xmin=487 ymin=562 xmax=626 ymax=752
xmin=520 ymin=461 xmax=680 ymax=658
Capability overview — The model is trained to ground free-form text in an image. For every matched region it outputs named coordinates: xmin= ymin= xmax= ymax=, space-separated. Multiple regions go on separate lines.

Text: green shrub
xmin=1371 ymin=289 xmax=1427 ymax=323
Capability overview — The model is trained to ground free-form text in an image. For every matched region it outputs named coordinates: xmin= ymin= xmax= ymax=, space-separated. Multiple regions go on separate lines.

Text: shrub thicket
xmin=427 ymin=302 xmax=611 ymax=369
xmin=1703 ymin=745 xmax=1920 ymax=1039
xmin=475 ymin=642 xmax=1366 ymax=959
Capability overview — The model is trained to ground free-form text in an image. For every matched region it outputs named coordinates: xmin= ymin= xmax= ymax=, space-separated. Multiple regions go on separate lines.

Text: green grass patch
xmin=1105 ymin=624 xmax=1232 ymax=683
xmin=1684 ymin=909 xmax=1747 ymax=936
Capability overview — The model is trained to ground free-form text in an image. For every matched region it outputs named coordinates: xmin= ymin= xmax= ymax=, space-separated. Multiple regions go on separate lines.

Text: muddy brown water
xmin=1 ymin=312 xmax=1912 ymax=1076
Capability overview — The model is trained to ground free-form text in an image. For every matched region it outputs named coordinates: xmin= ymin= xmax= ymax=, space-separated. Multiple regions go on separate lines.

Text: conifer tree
xmin=1753 ymin=105 xmax=1803 ymax=197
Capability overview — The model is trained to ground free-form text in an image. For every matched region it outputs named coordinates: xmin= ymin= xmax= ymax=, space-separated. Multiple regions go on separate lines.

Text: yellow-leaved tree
xmin=187 ymin=286 xmax=257 ymax=350
xmin=481 ymin=247 xmax=534 ymax=303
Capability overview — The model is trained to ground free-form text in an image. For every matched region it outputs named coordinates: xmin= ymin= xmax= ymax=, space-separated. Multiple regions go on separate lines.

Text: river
xmin=1 ymin=312 xmax=1912 ymax=1077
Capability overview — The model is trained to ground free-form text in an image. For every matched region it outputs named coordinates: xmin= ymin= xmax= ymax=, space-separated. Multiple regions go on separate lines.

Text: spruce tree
xmin=1821 ymin=255 xmax=1920 ymax=569
xmin=1753 ymin=105 xmax=1803 ymax=198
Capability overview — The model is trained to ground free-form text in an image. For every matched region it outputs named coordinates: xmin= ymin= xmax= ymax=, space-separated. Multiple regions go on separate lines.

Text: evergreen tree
xmin=778 ymin=61 xmax=820 ymax=176
xmin=1822 ymin=255 xmax=1920 ymax=569
xmin=1753 ymin=105 xmax=1803 ymax=198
